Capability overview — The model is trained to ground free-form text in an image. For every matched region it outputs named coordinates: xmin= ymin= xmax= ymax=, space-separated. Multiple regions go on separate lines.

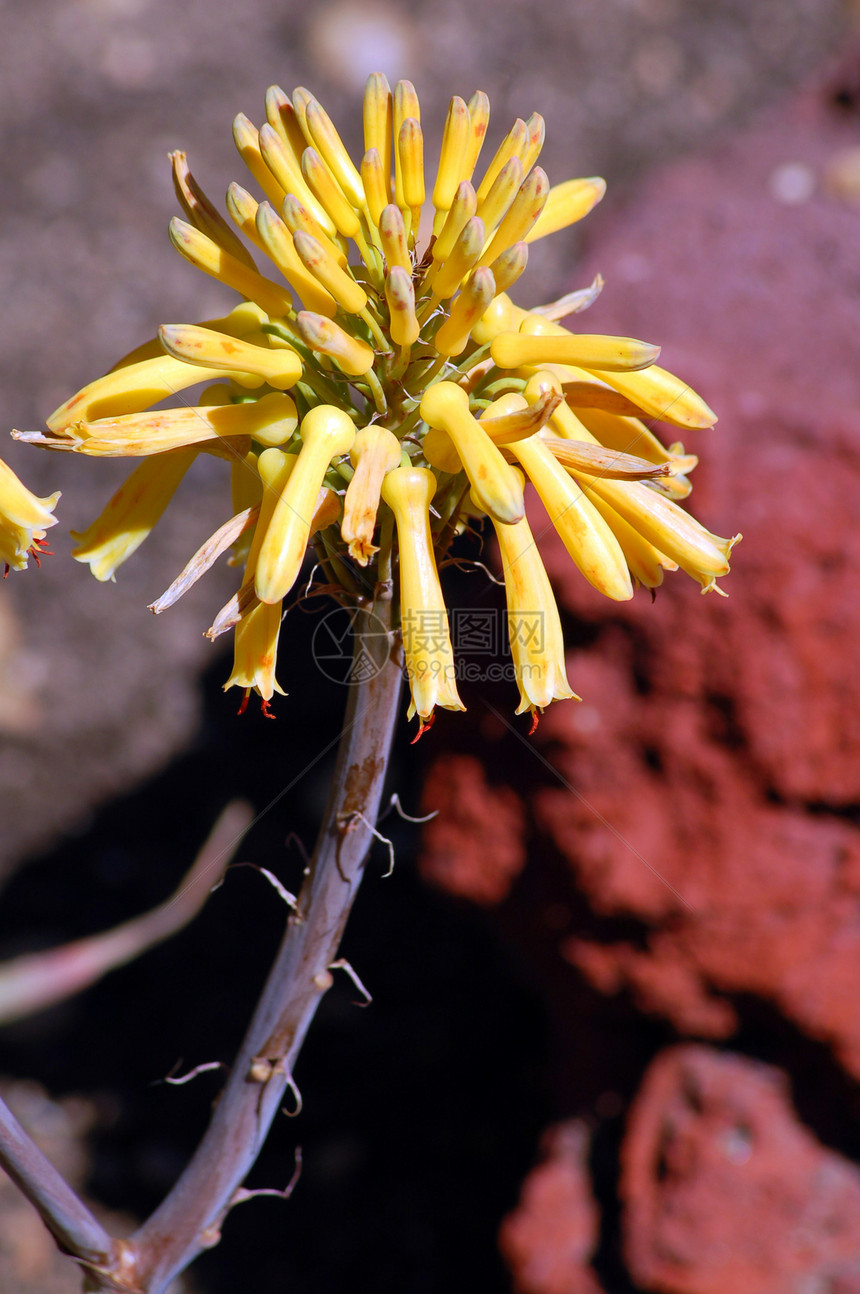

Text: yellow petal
xmin=509 ymin=433 xmax=634 ymax=601
xmin=293 ymin=230 xmax=368 ymax=314
xmin=475 ymin=118 xmax=528 ymax=205
xmin=342 ymin=425 xmax=401 ymax=564
xmin=479 ymin=166 xmax=548 ymax=267
xmin=379 ymin=204 xmax=412 ymax=274
xmin=71 ymin=449 xmax=196 ymax=581
xmin=475 ymin=156 xmax=523 ymax=236
xmin=170 ymin=150 xmax=257 ymax=270
xmin=254 ymin=203 xmax=338 ymax=317
xmin=384 ymin=266 xmax=420 ymax=348
xmin=158 ymin=325 xmax=302 ymax=389
xmin=419 ymin=381 xmax=524 ymax=523
xmin=433 ymin=96 xmax=470 ymax=216
xmin=380 ymin=465 xmax=464 ymax=719
xmin=301 ymin=145 xmax=362 ymax=240
xmin=491 ymin=330 xmax=661 ymax=373
xmin=462 ymin=91 xmax=490 ymax=181
xmin=525 ymin=177 xmax=606 ymax=242
xmin=48 ymin=353 xmax=239 ymax=431
xmin=305 ymin=95 xmax=366 ymax=210
xmin=296 ymin=311 xmax=375 ymax=376
xmin=432 ymin=267 xmax=497 ymax=357
xmin=430 ymin=216 xmax=485 ymax=301
xmin=169 ymin=217 xmax=294 ymax=320
xmin=255 ymin=405 xmax=355 ymax=604
xmin=431 ymin=181 xmax=478 ymax=266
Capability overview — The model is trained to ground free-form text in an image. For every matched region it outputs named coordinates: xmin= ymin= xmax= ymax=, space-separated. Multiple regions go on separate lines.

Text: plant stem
xmin=0 ymin=600 xmax=403 ymax=1293
xmin=128 ymin=598 xmax=403 ymax=1293
xmin=0 ymin=1092 xmax=124 ymax=1277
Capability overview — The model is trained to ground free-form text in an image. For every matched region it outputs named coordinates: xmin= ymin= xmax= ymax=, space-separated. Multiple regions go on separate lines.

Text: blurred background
xmin=1 ymin=0 xmax=859 ymax=1290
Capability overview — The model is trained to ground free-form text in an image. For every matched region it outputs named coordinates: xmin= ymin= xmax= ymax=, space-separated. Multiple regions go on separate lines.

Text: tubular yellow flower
xmin=25 ymin=72 xmax=736 ymax=722
xmin=432 ymin=267 xmax=496 ymax=357
xmin=488 ymin=241 xmax=529 ymax=296
xmin=158 ymin=325 xmax=302 ymax=390
xmin=419 ymin=382 xmax=524 ymax=524
xmin=282 ymin=194 xmax=348 ymax=268
xmin=224 ymin=598 xmax=286 ymax=713
xmin=491 ymin=330 xmax=661 ymax=373
xmin=72 ymin=449 xmax=197 ymax=581
xmin=23 ymin=392 xmax=298 ymax=456
xmin=232 ymin=112 xmax=289 ymax=209
xmin=293 ymin=230 xmax=368 ymax=314
xmin=463 ymin=91 xmax=490 ymax=180
xmin=486 ymin=474 xmax=578 ymax=723
xmin=170 ymin=150 xmax=258 ymax=271
xmin=398 ymin=117 xmax=425 ymax=219
xmin=296 ymin=312 xmax=375 ymax=377
xmin=384 ymin=267 xmax=420 ymax=348
xmin=301 ymin=146 xmax=362 ymax=240
xmin=0 ymin=458 xmax=60 ymax=575
xmin=378 ymin=205 xmax=411 ymax=274
xmin=475 ymin=156 xmax=523 ymax=235
xmin=521 ymin=113 xmax=546 ymax=176
xmin=380 ymin=466 xmax=464 ymax=723
xmin=168 ymin=217 xmax=294 ymax=319
xmin=255 ymin=406 xmax=355 ymax=606
xmin=257 ymin=123 xmax=336 ymax=236
xmin=393 ymin=80 xmax=421 ymax=214
xmin=341 ymin=426 xmax=401 ymax=565
xmin=47 ymin=353 xmax=247 ymax=430
xmin=475 ymin=118 xmax=529 ymax=205
xmin=433 ymin=96 xmax=471 ymax=219
xmin=304 ymin=96 xmax=366 ymax=211
xmin=264 ymin=85 xmax=308 ymax=159
xmin=361 ymin=148 xmax=389 ymax=229
xmin=525 ymin=176 xmax=607 ymax=242
xmin=254 ymin=203 xmax=338 ymax=316
xmin=507 ymin=424 xmax=634 ymax=602
xmin=363 ymin=74 xmax=393 ymax=198
xmin=431 ymin=181 xmax=478 ymax=266
xmin=479 ymin=167 xmax=548 ymax=267
xmin=429 ymin=216 xmax=486 ymax=302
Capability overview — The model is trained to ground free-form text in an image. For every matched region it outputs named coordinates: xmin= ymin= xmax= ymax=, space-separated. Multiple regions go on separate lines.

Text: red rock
xmin=419 ymin=753 xmax=526 ymax=905
xmin=420 ymin=62 xmax=860 ymax=1076
xmin=499 ymin=1121 xmax=605 ymax=1294
xmin=622 ymin=1046 xmax=860 ymax=1294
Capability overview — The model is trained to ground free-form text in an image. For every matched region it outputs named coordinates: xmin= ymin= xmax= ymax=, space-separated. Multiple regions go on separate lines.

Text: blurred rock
xmin=420 ymin=754 xmax=526 ymax=906
xmin=622 ymin=1047 xmax=860 ymax=1294
xmin=422 ymin=53 xmax=860 ymax=1075
xmin=499 ymin=1122 xmax=604 ymax=1294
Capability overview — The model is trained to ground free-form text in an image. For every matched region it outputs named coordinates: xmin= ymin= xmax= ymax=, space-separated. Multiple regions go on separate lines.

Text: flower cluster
xmin=15 ymin=75 xmax=738 ymax=730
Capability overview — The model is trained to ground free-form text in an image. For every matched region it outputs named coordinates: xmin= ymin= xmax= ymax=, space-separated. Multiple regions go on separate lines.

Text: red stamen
xmin=2 ymin=564 xmax=9 ymax=580
xmin=410 ymin=713 xmax=436 ymax=744
xmin=236 ymin=689 xmax=251 ymax=716
xmin=528 ymin=710 xmax=540 ymax=736
xmin=260 ymin=698 xmax=276 ymax=720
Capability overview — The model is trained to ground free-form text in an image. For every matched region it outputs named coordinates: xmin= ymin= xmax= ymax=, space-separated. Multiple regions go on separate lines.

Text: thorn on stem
xmin=328 ymin=957 xmax=372 ymax=1006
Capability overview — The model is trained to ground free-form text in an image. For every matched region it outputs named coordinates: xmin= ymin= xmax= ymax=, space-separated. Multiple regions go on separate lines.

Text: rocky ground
xmin=0 ymin=0 xmax=857 ymax=1290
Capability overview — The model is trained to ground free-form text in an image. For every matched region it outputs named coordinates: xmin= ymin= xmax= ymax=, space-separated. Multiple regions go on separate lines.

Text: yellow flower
xmin=380 ymin=465 xmax=464 ymax=730
xmin=16 ymin=74 xmax=738 ymax=725
xmin=483 ymin=470 xmax=578 ymax=728
xmin=0 ymin=458 xmax=60 ymax=575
